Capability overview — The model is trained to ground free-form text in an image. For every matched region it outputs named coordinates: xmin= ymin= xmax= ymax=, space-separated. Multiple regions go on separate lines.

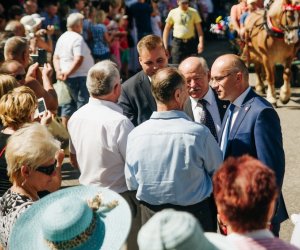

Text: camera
xmin=30 ymin=49 xmax=47 ymax=66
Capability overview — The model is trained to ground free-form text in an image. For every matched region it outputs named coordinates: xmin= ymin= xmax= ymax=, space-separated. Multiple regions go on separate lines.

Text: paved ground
xmin=61 ymin=39 xmax=300 ymax=242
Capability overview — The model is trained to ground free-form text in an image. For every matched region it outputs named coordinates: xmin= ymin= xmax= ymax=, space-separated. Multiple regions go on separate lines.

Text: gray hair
xmin=86 ymin=60 xmax=119 ymax=96
xmin=197 ymin=57 xmax=209 ymax=72
xmin=66 ymin=13 xmax=84 ymax=28
xmin=6 ymin=122 xmax=61 ymax=183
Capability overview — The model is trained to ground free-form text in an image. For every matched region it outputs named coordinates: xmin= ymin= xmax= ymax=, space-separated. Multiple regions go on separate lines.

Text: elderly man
xmin=4 ymin=37 xmax=58 ymax=111
xmin=211 ymin=54 xmax=288 ymax=236
xmin=53 ymin=13 xmax=94 ymax=127
xmin=163 ymin=0 xmax=204 ymax=64
xmin=179 ymin=56 xmax=228 ymax=141
xmin=118 ymin=35 xmax=168 ymax=126
xmin=68 ymin=60 xmax=139 ymax=249
xmin=125 ymin=67 xmax=222 ymax=231
xmin=68 ymin=60 xmax=134 ymax=192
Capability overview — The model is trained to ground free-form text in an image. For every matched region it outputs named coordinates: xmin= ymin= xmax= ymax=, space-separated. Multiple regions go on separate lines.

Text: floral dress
xmin=0 ymin=189 xmax=33 ymax=248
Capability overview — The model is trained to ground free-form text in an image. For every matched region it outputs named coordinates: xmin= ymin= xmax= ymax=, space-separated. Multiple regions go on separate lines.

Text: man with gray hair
xmin=53 ymin=12 xmax=94 ymax=127
xmin=68 ymin=60 xmax=134 ymax=192
xmin=68 ymin=60 xmax=139 ymax=249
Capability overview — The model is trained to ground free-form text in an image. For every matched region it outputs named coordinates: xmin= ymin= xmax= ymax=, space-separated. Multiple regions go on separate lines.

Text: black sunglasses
xmin=36 ymin=160 xmax=57 ymax=176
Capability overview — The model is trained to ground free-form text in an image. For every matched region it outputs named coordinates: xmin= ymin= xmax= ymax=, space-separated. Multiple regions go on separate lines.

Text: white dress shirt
xmin=68 ymin=97 xmax=134 ymax=193
xmin=190 ymin=87 xmax=222 ymax=135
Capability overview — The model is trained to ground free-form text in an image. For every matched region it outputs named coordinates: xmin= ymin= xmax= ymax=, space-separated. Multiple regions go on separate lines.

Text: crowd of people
xmin=0 ymin=0 xmax=299 ymax=249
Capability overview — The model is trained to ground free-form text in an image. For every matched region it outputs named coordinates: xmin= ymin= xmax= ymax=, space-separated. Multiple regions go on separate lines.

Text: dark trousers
xmin=121 ymin=191 xmax=141 ymax=250
xmin=171 ymin=37 xmax=198 ymax=64
xmin=140 ymin=196 xmax=217 ymax=232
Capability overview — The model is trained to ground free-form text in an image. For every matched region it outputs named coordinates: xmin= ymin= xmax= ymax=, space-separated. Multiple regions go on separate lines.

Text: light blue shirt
xmin=125 ymin=110 xmax=222 ymax=206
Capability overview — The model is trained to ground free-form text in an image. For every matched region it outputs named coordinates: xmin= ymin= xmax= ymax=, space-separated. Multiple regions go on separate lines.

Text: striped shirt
xmin=227 ymin=229 xmax=299 ymax=250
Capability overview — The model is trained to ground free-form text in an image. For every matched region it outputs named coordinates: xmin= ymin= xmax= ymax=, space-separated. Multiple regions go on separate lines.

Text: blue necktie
xmin=221 ymin=104 xmax=235 ymax=158
xmin=198 ymin=99 xmax=218 ymax=142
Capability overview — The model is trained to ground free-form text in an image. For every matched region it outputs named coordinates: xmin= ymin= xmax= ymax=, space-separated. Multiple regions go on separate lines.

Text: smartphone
xmin=37 ymin=49 xmax=47 ymax=65
xmin=37 ymin=97 xmax=47 ymax=116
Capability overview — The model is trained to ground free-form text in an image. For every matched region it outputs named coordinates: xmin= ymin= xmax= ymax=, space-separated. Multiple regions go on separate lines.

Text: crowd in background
xmin=0 ymin=0 xmax=300 ymax=250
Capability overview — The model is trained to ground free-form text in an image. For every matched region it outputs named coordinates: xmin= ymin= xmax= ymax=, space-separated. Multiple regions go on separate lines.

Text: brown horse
xmin=244 ymin=0 xmax=300 ymax=106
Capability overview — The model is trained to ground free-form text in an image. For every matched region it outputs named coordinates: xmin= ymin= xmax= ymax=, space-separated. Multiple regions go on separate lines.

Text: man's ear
xmin=207 ymin=71 xmax=211 ymax=82
xmin=174 ymin=88 xmax=181 ymax=103
xmin=138 ymin=56 xmax=142 ymax=65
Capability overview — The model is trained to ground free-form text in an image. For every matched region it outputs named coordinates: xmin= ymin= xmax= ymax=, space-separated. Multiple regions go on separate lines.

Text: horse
xmin=244 ymin=0 xmax=300 ymax=106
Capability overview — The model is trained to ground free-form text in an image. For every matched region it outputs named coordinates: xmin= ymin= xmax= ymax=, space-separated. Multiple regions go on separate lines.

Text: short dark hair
xmin=213 ymin=155 xmax=278 ymax=233
xmin=151 ymin=67 xmax=185 ymax=103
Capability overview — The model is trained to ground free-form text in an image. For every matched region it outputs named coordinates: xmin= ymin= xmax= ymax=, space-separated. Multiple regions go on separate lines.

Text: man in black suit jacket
xmin=179 ymin=56 xmax=228 ymax=140
xmin=118 ymin=35 xmax=169 ymax=126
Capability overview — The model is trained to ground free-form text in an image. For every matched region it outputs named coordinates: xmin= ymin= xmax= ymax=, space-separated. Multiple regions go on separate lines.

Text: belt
xmin=140 ymin=197 xmax=210 ymax=212
xmin=173 ymin=37 xmax=194 ymax=43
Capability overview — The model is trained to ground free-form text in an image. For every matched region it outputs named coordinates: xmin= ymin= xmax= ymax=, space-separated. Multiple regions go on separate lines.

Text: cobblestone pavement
xmin=61 ymin=39 xmax=300 ymax=242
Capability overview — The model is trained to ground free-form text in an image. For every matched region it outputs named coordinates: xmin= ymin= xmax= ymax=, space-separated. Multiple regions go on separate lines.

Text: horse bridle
xmin=263 ymin=0 xmax=300 ymax=38
xmin=278 ymin=3 xmax=300 ymax=31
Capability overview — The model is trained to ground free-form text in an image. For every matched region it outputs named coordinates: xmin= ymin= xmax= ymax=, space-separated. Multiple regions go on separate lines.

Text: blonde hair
xmin=137 ymin=35 xmax=165 ymax=55
xmin=0 ymin=86 xmax=37 ymax=130
xmin=6 ymin=123 xmax=61 ymax=184
xmin=0 ymin=74 xmax=19 ymax=98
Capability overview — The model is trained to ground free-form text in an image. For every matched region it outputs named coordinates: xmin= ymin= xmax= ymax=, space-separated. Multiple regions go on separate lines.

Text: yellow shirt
xmin=165 ymin=7 xmax=201 ymax=40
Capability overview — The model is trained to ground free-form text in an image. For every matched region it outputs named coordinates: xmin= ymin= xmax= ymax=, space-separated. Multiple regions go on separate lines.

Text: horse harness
xmin=263 ymin=0 xmax=300 ymax=39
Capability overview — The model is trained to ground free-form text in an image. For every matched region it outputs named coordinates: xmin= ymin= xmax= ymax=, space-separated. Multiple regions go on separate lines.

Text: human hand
xmin=46 ymin=25 xmax=55 ymax=36
xmin=56 ymin=72 xmax=68 ymax=81
xmin=56 ymin=149 xmax=65 ymax=168
xmin=26 ymin=62 xmax=39 ymax=80
xmin=35 ymin=29 xmax=47 ymax=37
xmin=42 ymin=63 xmax=53 ymax=79
xmin=197 ymin=42 xmax=204 ymax=54
xmin=39 ymin=110 xmax=52 ymax=126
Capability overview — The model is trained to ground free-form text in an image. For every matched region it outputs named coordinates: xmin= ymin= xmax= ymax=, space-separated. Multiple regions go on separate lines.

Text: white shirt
xmin=220 ymin=87 xmax=251 ymax=152
xmin=190 ymin=87 xmax=222 ymax=135
xmin=54 ymin=31 xmax=94 ymax=78
xmin=68 ymin=97 xmax=134 ymax=193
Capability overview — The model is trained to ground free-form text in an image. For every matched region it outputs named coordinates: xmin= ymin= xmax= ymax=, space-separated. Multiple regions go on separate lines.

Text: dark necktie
xmin=198 ymin=99 xmax=218 ymax=142
xmin=221 ymin=103 xmax=236 ymax=158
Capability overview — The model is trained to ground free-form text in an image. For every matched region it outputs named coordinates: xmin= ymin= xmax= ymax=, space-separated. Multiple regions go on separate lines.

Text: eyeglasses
xmin=210 ymin=72 xmax=233 ymax=84
xmin=35 ymin=160 xmax=57 ymax=176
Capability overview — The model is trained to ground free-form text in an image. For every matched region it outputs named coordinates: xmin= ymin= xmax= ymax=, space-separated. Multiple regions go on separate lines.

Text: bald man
xmin=211 ymin=54 xmax=287 ymax=236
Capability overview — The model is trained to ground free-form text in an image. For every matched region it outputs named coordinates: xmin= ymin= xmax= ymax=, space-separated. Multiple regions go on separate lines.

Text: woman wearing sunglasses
xmin=0 ymin=123 xmax=62 ymax=249
xmin=0 ymin=86 xmax=55 ymax=197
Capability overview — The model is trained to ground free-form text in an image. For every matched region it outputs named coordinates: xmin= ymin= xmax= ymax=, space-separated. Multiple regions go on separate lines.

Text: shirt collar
xmin=232 ymin=87 xmax=251 ymax=108
xmin=190 ymin=87 xmax=213 ymax=110
xmin=151 ymin=110 xmax=192 ymax=121
xmin=228 ymin=229 xmax=274 ymax=240
xmin=89 ymin=97 xmax=123 ymax=114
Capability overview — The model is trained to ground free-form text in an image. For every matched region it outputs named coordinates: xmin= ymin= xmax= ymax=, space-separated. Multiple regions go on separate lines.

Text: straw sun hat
xmin=9 ymin=186 xmax=132 ymax=250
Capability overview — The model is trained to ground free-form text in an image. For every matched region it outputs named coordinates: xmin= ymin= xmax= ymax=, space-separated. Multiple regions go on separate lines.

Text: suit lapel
xmin=139 ymin=72 xmax=156 ymax=111
xmin=228 ymin=89 xmax=256 ymax=141
xmin=219 ymin=89 xmax=256 ymax=146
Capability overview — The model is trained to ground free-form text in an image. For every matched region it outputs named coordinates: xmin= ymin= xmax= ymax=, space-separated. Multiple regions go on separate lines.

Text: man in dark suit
xmin=179 ymin=56 xmax=228 ymax=141
xmin=118 ymin=35 xmax=169 ymax=126
xmin=211 ymin=54 xmax=288 ymax=236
